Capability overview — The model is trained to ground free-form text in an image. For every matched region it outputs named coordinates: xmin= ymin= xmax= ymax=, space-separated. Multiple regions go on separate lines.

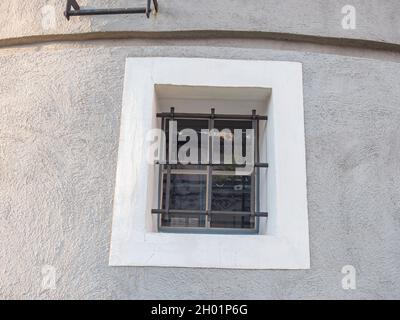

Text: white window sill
xmin=111 ymin=232 xmax=309 ymax=269
xmin=109 ymin=57 xmax=310 ymax=269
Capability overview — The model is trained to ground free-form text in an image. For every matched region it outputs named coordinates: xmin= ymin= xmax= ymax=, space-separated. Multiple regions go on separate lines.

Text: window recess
xmin=109 ymin=58 xmax=309 ymax=269
xmin=152 ymin=107 xmax=269 ymax=234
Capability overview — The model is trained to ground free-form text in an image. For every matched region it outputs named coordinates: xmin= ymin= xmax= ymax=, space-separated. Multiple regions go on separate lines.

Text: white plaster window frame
xmin=109 ymin=57 xmax=310 ymax=269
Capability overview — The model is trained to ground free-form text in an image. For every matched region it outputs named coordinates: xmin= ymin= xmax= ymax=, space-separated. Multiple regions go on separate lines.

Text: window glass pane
xmin=210 ymin=175 xmax=254 ymax=229
xmin=165 ymin=119 xmax=208 ymax=169
xmin=210 ymin=214 xmax=255 ymax=229
xmin=158 ymin=116 xmax=258 ymax=232
xmin=161 ymin=174 xmax=206 ymax=228
xmin=213 ymin=120 xmax=252 ymax=170
xmin=162 ymin=216 xmax=206 ymax=228
xmin=211 ymin=175 xmax=251 ymax=211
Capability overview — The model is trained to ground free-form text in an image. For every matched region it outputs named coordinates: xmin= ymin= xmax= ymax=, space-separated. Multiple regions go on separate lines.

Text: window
xmin=152 ymin=108 xmax=269 ymax=234
xmin=109 ymin=57 xmax=309 ymax=269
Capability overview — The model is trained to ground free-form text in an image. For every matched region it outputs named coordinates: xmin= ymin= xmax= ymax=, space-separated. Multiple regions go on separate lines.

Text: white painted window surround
xmin=109 ymin=57 xmax=310 ymax=269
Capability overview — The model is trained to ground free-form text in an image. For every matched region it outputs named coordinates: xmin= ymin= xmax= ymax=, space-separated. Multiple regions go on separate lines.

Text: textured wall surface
xmin=0 ymin=1 xmax=400 ymax=299
xmin=1 ymin=0 xmax=400 ymax=48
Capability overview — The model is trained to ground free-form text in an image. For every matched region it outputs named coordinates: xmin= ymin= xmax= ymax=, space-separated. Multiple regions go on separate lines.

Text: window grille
xmin=152 ymin=108 xmax=268 ymax=234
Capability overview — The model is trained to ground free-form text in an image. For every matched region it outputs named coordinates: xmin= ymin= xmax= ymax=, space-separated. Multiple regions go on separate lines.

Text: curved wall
xmin=0 ymin=1 xmax=400 ymax=299
xmin=1 ymin=0 xmax=400 ymax=48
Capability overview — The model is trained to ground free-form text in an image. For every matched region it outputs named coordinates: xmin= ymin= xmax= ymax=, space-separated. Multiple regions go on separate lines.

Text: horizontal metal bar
xmin=255 ymin=162 xmax=269 ymax=168
xmin=156 ymin=112 xmax=268 ymax=121
xmin=152 ymin=209 xmax=268 ymax=217
xmin=159 ymin=225 xmax=258 ymax=234
xmin=67 ymin=7 xmax=148 ymax=16
xmin=153 ymin=209 xmax=205 ymax=216
xmin=155 ymin=161 xmax=268 ymax=168
xmin=162 ymin=169 xmax=255 ymax=176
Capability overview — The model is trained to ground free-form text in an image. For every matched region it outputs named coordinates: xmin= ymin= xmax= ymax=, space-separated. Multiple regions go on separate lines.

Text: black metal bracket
xmin=64 ymin=0 xmax=158 ymax=20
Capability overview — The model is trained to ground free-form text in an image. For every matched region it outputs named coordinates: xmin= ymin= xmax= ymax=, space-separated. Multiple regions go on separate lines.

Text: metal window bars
xmin=152 ymin=108 xmax=269 ymax=232
xmin=64 ymin=0 xmax=158 ymax=20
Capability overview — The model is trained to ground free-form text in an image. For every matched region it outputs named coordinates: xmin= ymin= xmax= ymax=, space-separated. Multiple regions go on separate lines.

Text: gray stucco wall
xmin=0 ymin=1 xmax=400 ymax=299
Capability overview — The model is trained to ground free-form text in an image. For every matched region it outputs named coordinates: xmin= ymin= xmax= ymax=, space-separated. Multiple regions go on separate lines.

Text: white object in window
xmin=109 ymin=57 xmax=309 ymax=269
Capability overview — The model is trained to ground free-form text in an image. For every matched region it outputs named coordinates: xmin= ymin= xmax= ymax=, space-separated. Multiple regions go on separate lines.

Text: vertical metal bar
xmin=205 ymin=108 xmax=215 ymax=229
xmin=165 ymin=164 xmax=171 ymax=223
xmin=250 ymin=110 xmax=257 ymax=217
xmin=262 ymin=113 xmax=268 ymax=232
xmin=168 ymin=107 xmax=175 ymax=165
xmin=146 ymin=0 xmax=151 ymax=17
xmin=158 ymin=117 xmax=165 ymax=208
xmin=256 ymin=117 xmax=260 ymax=231
xmin=256 ymin=119 xmax=260 ymax=169
xmin=157 ymin=117 xmax=165 ymax=230
xmin=164 ymin=108 xmax=174 ymax=224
